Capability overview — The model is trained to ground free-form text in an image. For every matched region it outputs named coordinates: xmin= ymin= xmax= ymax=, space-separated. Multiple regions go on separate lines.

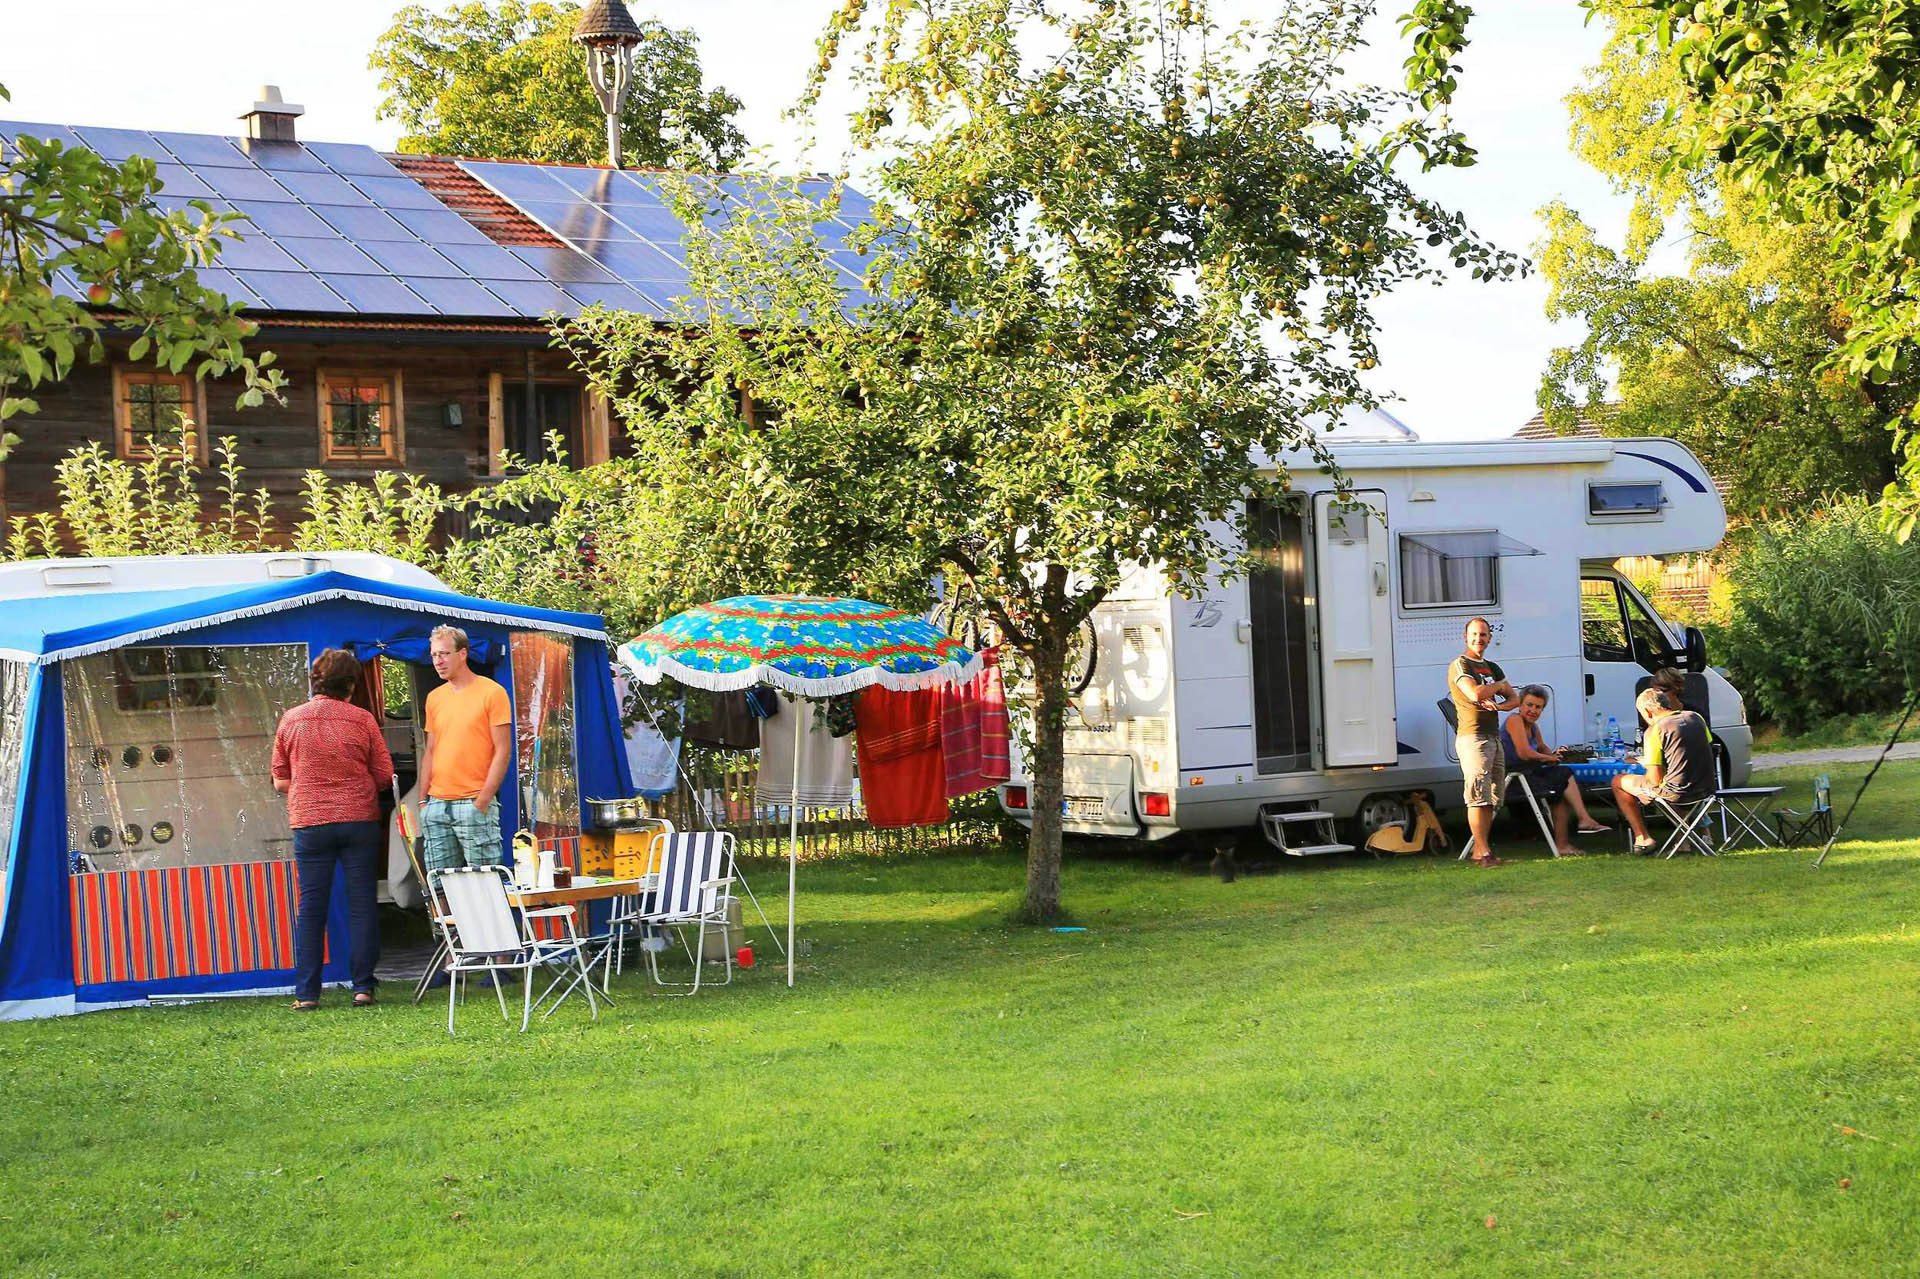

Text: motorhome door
xmin=1313 ymin=490 xmax=1397 ymax=767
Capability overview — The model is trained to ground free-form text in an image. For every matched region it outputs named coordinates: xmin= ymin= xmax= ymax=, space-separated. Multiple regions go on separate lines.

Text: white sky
xmin=1 ymin=1 xmax=1633 ymax=441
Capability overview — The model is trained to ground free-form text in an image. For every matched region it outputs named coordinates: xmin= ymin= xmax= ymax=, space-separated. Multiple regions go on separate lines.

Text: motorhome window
xmin=1399 ymin=535 xmax=1498 ymax=609
xmin=1589 ymin=482 xmax=1664 ymax=517
xmin=1580 ymin=579 xmax=1631 ymax=662
xmin=510 ymin=632 xmax=580 ymax=836
xmin=63 ymin=644 xmax=305 ymax=874
xmin=1620 ymin=587 xmax=1677 ymax=667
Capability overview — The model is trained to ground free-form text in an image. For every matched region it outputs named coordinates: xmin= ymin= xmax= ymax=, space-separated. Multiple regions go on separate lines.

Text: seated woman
xmin=1503 ymin=684 xmax=1610 ymax=855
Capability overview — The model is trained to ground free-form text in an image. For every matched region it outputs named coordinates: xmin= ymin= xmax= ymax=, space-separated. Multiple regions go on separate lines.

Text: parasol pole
xmin=787 ymin=703 xmax=802 ymax=988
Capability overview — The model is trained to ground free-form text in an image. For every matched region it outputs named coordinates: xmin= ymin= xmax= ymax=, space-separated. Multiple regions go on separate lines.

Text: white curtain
xmin=1401 ymin=542 xmax=1495 ymax=607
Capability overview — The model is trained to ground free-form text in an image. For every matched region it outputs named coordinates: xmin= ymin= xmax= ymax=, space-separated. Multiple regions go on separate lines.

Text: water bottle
xmin=1607 ymin=716 xmax=1624 ymax=762
xmin=1591 ymin=711 xmax=1605 ymax=750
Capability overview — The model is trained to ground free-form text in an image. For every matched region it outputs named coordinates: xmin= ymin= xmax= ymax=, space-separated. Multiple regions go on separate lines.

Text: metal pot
xmin=586 ymin=796 xmax=647 ymax=828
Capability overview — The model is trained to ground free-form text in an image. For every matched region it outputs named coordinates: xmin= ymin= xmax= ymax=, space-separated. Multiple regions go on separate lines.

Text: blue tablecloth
xmin=1567 ymin=760 xmax=1645 ymax=784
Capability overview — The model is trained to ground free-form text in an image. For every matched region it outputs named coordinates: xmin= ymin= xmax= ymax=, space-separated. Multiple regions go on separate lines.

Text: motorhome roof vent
xmin=264 ymin=556 xmax=333 ymax=578
xmin=40 ymin=563 xmax=115 ymax=590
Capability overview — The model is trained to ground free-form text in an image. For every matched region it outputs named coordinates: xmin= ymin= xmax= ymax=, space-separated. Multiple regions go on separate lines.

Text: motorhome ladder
xmin=1260 ymin=808 xmax=1354 ymax=858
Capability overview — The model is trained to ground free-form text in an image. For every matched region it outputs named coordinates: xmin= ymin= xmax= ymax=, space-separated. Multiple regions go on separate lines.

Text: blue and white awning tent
xmin=0 ymin=565 xmax=634 ymax=1020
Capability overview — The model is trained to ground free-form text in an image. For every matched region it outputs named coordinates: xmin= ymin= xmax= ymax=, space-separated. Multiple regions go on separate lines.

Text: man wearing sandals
xmin=1613 ymin=688 xmax=1717 ymax=853
xmin=1449 ymin=617 xmax=1522 ymax=866
xmin=419 ymin=625 xmax=513 ymax=872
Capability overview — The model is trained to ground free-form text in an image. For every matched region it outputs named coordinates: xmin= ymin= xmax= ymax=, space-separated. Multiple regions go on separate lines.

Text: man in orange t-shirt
xmin=419 ymin=624 xmax=513 ymax=871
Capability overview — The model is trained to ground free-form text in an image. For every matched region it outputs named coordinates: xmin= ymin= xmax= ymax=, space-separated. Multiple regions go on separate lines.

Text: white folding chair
xmin=1458 ymin=771 xmax=1560 ymax=859
xmin=431 ymin=866 xmax=599 ymax=1034
xmin=639 ymin=832 xmax=739 ymax=995
xmin=598 ymin=818 xmax=674 ymax=988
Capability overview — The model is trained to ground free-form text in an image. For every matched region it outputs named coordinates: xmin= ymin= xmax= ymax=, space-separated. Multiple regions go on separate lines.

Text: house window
xmin=319 ymin=370 xmax=404 ymax=464
xmin=113 ymin=367 xmax=203 ymax=461
xmin=1399 ymin=533 xmax=1499 ymax=609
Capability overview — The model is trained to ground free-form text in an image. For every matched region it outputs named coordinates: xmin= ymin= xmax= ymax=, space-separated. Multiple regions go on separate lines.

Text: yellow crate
xmin=579 ymin=832 xmax=614 ymax=876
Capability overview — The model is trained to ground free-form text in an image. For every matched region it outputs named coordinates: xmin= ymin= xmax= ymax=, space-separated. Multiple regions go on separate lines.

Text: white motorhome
xmin=998 ymin=414 xmax=1750 ymax=851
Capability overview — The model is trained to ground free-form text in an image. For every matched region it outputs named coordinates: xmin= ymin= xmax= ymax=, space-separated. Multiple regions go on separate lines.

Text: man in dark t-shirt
xmin=1613 ymin=688 xmax=1717 ymax=852
xmin=1449 ymin=616 xmax=1521 ymax=865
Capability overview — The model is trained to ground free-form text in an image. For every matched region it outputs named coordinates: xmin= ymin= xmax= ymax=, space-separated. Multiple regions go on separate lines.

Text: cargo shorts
xmin=1459 ymin=735 xmax=1506 ymax=809
xmin=421 ymin=797 xmax=505 ymax=871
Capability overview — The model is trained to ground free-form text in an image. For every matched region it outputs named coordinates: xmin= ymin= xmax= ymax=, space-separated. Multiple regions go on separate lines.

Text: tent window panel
xmin=1399 ymin=535 xmax=1498 ymax=609
xmin=64 ymin=644 xmax=306 ymax=874
xmin=0 ymin=661 xmax=29 ymax=864
xmin=510 ymin=632 xmax=579 ymax=837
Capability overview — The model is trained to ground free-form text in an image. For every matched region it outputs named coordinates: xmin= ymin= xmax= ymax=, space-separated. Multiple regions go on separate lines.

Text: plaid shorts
xmin=1459 ymin=735 xmax=1506 ymax=808
xmin=421 ymin=797 xmax=504 ymax=871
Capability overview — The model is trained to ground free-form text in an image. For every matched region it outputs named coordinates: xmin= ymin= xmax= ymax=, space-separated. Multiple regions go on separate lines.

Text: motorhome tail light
xmin=1004 ymin=785 xmax=1030 ymax=810
xmin=1141 ymin=792 xmax=1171 ymax=817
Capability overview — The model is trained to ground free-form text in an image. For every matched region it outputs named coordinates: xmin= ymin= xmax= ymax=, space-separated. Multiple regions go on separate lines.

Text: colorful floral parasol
xmin=616 ymin=594 xmax=978 ymax=695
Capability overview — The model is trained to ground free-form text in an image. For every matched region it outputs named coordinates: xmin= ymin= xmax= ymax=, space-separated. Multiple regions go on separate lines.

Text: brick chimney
xmin=240 ymin=86 xmax=304 ymax=143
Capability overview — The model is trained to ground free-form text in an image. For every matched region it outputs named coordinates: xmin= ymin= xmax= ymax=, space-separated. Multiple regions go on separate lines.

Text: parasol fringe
xmin=617 ymin=648 xmax=982 ymax=696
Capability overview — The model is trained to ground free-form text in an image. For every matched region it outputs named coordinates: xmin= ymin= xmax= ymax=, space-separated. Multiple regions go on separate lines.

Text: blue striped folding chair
xmin=638 ymin=832 xmax=738 ymax=995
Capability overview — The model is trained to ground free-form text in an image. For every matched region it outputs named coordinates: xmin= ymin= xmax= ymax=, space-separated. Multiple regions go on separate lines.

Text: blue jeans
xmin=292 ymin=820 xmax=383 ymax=1002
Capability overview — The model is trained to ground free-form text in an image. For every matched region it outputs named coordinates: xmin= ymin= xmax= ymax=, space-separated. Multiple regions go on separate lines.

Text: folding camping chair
xmin=632 ymin=832 xmax=739 ymax=995
xmin=1650 ymin=792 xmax=1721 ymax=859
xmin=1437 ymin=700 xmax=1559 ymax=859
xmin=430 ymin=866 xmax=599 ymax=1034
xmin=1774 ymin=774 xmax=1834 ymax=849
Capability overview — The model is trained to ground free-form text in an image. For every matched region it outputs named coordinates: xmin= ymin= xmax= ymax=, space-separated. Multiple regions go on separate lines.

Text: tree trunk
xmin=1020 ymin=631 xmax=1069 ymax=923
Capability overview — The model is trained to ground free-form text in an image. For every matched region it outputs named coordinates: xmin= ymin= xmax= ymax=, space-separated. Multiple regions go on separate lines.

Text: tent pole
xmin=787 ymin=705 xmax=802 ymax=988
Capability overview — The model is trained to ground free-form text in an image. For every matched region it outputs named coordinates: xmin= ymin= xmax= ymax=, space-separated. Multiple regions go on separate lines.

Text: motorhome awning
xmin=1400 ymin=531 xmax=1542 ymax=559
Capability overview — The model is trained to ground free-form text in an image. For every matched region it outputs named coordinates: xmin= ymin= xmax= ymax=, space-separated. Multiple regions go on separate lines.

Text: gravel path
xmin=1752 ymin=741 xmax=1920 ymax=771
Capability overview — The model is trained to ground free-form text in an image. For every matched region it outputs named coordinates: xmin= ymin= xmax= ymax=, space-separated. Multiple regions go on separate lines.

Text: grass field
xmin=2 ymin=761 xmax=1917 ymax=1277
xmin=1752 ymin=706 xmax=1915 ymax=755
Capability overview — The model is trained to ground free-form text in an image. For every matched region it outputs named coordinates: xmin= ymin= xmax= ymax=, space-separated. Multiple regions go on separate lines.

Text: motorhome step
xmin=1268 ymin=810 xmax=1335 ymax=822
xmin=1281 ymin=842 xmax=1355 ymax=857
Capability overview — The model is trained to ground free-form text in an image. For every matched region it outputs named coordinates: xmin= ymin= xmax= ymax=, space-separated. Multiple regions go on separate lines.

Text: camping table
xmin=1712 ymin=787 xmax=1783 ymax=851
xmin=508 ymin=875 xmax=658 ymax=1009
xmin=1567 ymin=761 xmax=1644 ymax=852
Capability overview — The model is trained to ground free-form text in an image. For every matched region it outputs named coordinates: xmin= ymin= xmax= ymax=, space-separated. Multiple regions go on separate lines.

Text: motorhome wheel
xmin=1353 ymin=794 xmax=1411 ymax=846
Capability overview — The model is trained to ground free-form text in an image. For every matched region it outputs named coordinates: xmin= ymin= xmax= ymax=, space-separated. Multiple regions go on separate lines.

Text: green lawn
xmin=1753 ymin=706 xmax=1915 ymax=755
xmin=3 ymin=763 xmax=1918 ymax=1277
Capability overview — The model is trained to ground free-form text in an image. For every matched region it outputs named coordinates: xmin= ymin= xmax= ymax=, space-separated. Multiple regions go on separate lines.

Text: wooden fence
xmin=657 ymin=746 xmax=1008 ymax=863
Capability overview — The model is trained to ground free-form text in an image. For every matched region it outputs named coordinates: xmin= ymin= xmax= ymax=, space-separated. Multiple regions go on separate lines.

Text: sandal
xmin=1469 ymin=855 xmax=1507 ymax=868
xmin=1576 ymin=823 xmax=1612 ymax=834
xmin=289 ymin=999 xmax=320 ymax=1012
xmin=352 ymin=992 xmax=378 ymax=1007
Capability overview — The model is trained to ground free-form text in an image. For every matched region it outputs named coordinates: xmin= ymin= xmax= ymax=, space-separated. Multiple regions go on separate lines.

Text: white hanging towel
xmin=614 ymin=671 xmax=682 ymax=797
xmin=758 ymin=693 xmax=855 ymax=806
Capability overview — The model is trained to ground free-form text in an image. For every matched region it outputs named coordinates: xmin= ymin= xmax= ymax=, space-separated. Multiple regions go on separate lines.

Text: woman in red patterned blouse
xmin=272 ymin=649 xmax=394 ymax=1011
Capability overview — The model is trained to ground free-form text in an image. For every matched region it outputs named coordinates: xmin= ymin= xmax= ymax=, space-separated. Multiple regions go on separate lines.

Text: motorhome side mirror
xmin=1684 ymin=625 xmax=1708 ymax=672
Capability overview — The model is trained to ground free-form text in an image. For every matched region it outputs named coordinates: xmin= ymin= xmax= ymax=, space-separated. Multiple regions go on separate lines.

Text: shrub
xmin=1717 ymin=496 xmax=1920 ymax=733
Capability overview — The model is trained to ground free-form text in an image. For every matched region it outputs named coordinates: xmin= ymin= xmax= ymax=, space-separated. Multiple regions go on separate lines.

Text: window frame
xmin=1587 ymin=480 xmax=1666 ymax=521
xmin=1580 ymin=576 xmax=1633 ymax=663
xmin=317 ymin=368 xmax=406 ymax=465
xmin=1396 ymin=530 xmax=1501 ymax=612
xmin=111 ymin=365 xmax=208 ymax=463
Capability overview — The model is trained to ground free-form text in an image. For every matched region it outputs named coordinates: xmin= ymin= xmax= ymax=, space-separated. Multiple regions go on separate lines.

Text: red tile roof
xmin=383 ymin=153 xmax=563 ymax=248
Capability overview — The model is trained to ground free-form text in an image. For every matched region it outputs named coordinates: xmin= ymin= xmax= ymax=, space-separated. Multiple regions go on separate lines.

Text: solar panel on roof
xmin=190 ymin=266 xmax=264 ymax=307
xmin=217 ymin=234 xmax=304 ymax=272
xmin=351 ymin=175 xmax=450 ymax=211
xmin=153 ymin=163 xmax=218 ymax=200
xmin=152 ymin=132 xmax=251 ymax=168
xmin=519 ymin=200 xmax=640 ymax=241
xmin=319 ymin=273 xmax=434 ymax=314
xmin=233 ymin=270 xmax=344 ymax=311
xmin=242 ymin=140 xmax=330 ymax=172
xmin=602 ymin=201 xmax=688 ymax=243
xmin=312 ymin=203 xmax=414 ymax=242
xmin=73 ymin=126 xmax=157 ymax=160
xmin=0 ymin=120 xmax=85 ymax=150
xmin=202 ymin=166 xmax=294 ymax=203
xmin=280 ymin=237 xmax=385 ymax=275
xmin=358 ymin=240 xmax=463 ymax=278
xmin=152 ymin=195 xmax=235 ymax=218
xmin=510 ymin=246 xmax=617 ymax=284
xmin=461 ymin=161 xmax=574 ymax=202
xmin=304 ymin=142 xmax=405 ymax=178
xmin=435 ymin=241 xmax=542 ymax=281
xmin=543 ymin=166 xmax=626 ymax=199
xmin=404 ymin=276 xmax=516 ymax=317
xmin=233 ymin=200 xmax=336 ymax=238
xmin=575 ymin=239 xmax=686 ymax=282
xmin=386 ymin=205 xmax=491 ymax=245
xmin=486 ymin=280 xmax=580 ymax=316
xmin=561 ymin=281 xmax=665 ymax=317
xmin=272 ymin=170 xmax=366 ymax=206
